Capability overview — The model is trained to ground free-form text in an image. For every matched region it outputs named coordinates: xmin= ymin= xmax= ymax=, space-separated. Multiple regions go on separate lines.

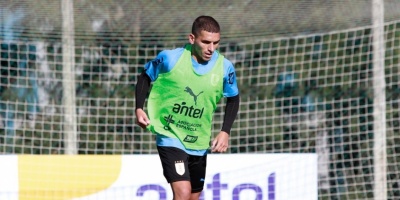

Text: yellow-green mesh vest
xmin=147 ymin=44 xmax=224 ymax=150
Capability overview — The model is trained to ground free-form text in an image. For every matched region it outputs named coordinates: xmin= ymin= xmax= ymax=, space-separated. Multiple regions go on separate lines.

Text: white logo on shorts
xmin=175 ymin=160 xmax=185 ymax=176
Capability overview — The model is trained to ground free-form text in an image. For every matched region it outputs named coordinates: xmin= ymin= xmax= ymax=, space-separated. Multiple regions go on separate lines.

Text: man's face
xmin=189 ymin=30 xmax=220 ymax=64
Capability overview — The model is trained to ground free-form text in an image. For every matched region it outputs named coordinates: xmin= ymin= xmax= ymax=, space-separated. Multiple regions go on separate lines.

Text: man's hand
xmin=135 ymin=108 xmax=150 ymax=129
xmin=211 ymin=131 xmax=229 ymax=153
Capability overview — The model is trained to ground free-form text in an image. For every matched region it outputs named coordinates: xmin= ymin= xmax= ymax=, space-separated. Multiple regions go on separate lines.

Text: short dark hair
xmin=191 ymin=16 xmax=220 ymax=36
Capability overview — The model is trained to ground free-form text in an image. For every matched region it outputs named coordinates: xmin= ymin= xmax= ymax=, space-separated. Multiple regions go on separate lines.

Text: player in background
xmin=135 ymin=15 xmax=240 ymax=200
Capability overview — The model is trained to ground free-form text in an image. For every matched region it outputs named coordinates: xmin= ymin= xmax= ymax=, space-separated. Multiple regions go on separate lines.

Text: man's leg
xmin=157 ymin=146 xmax=192 ymax=199
xmin=171 ymin=180 xmax=193 ymax=200
xmin=170 ymin=181 xmax=201 ymax=200
xmin=187 ymin=154 xmax=207 ymax=200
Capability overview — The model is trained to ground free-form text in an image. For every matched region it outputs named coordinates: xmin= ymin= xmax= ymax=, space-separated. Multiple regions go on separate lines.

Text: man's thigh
xmin=157 ymin=146 xmax=207 ymax=192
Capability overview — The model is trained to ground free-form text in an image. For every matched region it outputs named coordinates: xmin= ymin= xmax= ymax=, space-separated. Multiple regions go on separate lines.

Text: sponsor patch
xmin=183 ymin=135 xmax=198 ymax=143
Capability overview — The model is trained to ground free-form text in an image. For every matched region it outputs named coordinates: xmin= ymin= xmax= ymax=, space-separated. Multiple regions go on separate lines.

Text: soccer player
xmin=135 ymin=15 xmax=240 ymax=200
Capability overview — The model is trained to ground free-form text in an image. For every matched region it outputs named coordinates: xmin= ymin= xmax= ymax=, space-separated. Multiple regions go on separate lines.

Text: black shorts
xmin=157 ymin=146 xmax=207 ymax=193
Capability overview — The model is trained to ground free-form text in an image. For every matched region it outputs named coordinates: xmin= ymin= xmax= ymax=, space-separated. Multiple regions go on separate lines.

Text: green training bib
xmin=147 ymin=44 xmax=224 ymax=150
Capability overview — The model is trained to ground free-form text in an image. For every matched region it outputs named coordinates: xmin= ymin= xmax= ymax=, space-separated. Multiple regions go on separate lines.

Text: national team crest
xmin=175 ymin=160 xmax=185 ymax=175
xmin=211 ymin=73 xmax=219 ymax=86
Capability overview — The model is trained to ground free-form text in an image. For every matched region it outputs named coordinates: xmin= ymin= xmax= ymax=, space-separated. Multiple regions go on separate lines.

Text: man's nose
xmin=208 ymin=44 xmax=215 ymax=51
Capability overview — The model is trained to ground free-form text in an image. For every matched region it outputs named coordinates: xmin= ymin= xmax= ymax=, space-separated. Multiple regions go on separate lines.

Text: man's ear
xmin=188 ymin=34 xmax=195 ymax=44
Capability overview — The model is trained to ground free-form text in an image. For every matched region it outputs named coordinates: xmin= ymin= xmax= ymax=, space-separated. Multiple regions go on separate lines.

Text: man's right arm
xmin=135 ymin=48 xmax=181 ymax=128
xmin=135 ymin=71 xmax=151 ymax=111
xmin=135 ymin=71 xmax=152 ymax=129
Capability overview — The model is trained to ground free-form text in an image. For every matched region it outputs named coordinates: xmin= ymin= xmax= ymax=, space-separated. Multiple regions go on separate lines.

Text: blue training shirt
xmin=144 ymin=45 xmax=239 ymax=155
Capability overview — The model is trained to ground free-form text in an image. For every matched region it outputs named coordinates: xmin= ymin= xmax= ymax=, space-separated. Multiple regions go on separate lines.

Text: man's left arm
xmin=221 ymin=95 xmax=240 ymax=134
xmin=211 ymin=59 xmax=240 ymax=152
xmin=211 ymin=94 xmax=240 ymax=152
